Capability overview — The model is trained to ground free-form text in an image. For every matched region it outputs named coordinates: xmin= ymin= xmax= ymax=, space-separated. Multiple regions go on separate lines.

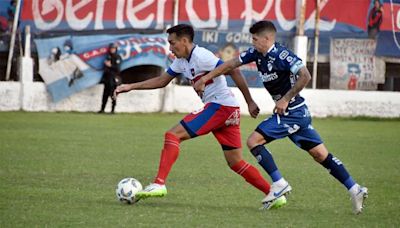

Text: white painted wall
xmin=1 ymin=81 xmax=400 ymax=118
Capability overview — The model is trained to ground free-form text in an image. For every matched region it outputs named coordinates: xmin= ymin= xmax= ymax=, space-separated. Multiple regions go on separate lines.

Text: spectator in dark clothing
xmin=368 ymin=0 xmax=383 ymax=39
xmin=99 ymin=43 xmax=122 ymax=114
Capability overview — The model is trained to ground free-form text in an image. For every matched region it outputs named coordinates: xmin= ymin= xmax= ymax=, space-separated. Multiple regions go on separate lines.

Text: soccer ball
xmin=115 ymin=177 xmax=143 ymax=204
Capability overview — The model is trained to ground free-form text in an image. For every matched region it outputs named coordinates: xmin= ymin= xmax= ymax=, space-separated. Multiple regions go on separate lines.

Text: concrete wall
xmin=1 ymin=81 xmax=400 ymax=118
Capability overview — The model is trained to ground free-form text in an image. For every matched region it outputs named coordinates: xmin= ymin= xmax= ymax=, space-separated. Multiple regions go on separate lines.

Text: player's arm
xmin=228 ymin=68 xmax=260 ymax=118
xmin=193 ymin=57 xmax=242 ymax=93
xmin=114 ymin=72 xmax=174 ymax=97
xmin=274 ymin=66 xmax=311 ymax=114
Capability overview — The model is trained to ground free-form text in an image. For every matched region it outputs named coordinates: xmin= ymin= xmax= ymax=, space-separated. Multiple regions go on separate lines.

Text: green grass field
xmin=0 ymin=112 xmax=399 ymax=227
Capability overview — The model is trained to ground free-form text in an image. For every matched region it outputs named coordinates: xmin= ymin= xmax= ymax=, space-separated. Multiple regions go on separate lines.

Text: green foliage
xmin=0 ymin=112 xmax=399 ymax=227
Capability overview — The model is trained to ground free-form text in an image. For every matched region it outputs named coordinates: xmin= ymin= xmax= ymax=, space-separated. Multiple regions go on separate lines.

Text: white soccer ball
xmin=115 ymin=177 xmax=143 ymax=204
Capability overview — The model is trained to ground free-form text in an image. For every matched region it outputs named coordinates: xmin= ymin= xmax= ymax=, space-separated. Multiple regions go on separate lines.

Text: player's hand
xmin=193 ymin=78 xmax=206 ymax=98
xmin=113 ymin=84 xmax=131 ymax=99
xmin=274 ymin=98 xmax=289 ymax=115
xmin=247 ymin=100 xmax=260 ymax=118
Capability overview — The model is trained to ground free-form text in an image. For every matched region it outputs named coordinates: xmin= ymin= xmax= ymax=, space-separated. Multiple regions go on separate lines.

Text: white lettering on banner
xmin=186 ymin=0 xmax=217 ymax=28
xmin=275 ymin=0 xmax=296 ymax=31
xmin=30 ymin=0 xmax=337 ymax=32
xmin=126 ymin=0 xmax=154 ymax=29
xmin=94 ymin=0 xmax=107 ymax=30
xmin=156 ymin=0 xmax=167 ymax=29
xmin=397 ymin=8 xmax=400 ymax=29
xmin=32 ymin=0 xmax=168 ymax=31
xmin=33 ymin=0 xmax=64 ymax=30
xmin=82 ymin=47 xmax=108 ymax=59
xmin=116 ymin=0 xmax=125 ymax=29
xmin=241 ymin=0 xmax=273 ymax=32
xmin=219 ymin=0 xmax=228 ymax=30
xmin=66 ymin=0 xmax=93 ymax=31
xmin=202 ymin=31 xmax=219 ymax=43
xmin=304 ymin=0 xmax=336 ymax=31
xmin=226 ymin=32 xmax=252 ymax=43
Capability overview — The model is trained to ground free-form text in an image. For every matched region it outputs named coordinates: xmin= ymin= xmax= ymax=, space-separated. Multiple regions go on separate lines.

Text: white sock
xmin=348 ymin=183 xmax=359 ymax=195
xmin=274 ymin=178 xmax=287 ymax=186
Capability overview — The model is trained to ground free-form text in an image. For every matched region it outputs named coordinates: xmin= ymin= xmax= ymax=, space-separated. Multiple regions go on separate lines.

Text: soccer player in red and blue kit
xmin=114 ymin=24 xmax=285 ymax=209
xmin=194 ymin=20 xmax=368 ymax=214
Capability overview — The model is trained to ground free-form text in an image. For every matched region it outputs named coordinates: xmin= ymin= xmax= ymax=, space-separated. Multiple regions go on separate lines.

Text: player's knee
xmin=308 ymin=144 xmax=328 ymax=162
xmin=224 ymin=150 xmax=242 ymax=167
xmin=164 ymin=131 xmax=180 ymax=141
xmin=246 ymin=135 xmax=259 ymax=150
xmin=247 ymin=131 xmax=267 ymax=150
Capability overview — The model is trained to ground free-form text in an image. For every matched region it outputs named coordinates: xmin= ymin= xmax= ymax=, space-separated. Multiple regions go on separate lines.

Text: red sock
xmin=231 ymin=160 xmax=270 ymax=194
xmin=154 ymin=132 xmax=180 ymax=185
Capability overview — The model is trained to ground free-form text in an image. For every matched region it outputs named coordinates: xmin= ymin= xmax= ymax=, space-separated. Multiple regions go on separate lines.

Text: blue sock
xmin=250 ymin=145 xmax=282 ymax=182
xmin=320 ymin=153 xmax=356 ymax=190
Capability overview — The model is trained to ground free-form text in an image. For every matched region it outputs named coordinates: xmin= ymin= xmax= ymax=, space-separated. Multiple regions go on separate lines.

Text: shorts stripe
xmin=180 ymin=120 xmax=197 ymax=138
xmin=183 ymin=103 xmax=221 ymax=135
xmin=181 ymin=103 xmax=242 ymax=149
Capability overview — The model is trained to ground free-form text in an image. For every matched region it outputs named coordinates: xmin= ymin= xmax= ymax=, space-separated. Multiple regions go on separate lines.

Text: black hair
xmin=64 ymin=39 xmax=73 ymax=49
xmin=249 ymin=20 xmax=277 ymax=34
xmin=109 ymin=43 xmax=117 ymax=49
xmin=166 ymin=24 xmax=194 ymax=42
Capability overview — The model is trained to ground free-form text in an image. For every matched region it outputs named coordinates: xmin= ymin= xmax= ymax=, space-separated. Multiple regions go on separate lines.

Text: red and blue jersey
xmin=167 ymin=45 xmax=239 ymax=107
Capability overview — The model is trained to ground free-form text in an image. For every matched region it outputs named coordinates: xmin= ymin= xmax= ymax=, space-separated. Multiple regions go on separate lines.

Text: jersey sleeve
xmin=166 ymin=59 xmax=183 ymax=77
xmin=238 ymin=47 xmax=257 ymax=64
xmin=198 ymin=48 xmax=221 ymax=71
xmin=276 ymin=48 xmax=304 ymax=75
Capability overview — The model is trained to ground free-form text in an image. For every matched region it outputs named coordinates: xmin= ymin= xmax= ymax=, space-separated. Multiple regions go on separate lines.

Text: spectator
xmin=368 ymin=0 xmax=383 ymax=39
xmin=99 ymin=43 xmax=121 ymax=114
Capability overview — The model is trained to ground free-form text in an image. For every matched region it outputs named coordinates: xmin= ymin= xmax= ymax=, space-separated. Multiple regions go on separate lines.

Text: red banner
xmin=19 ymin=0 xmax=396 ymax=32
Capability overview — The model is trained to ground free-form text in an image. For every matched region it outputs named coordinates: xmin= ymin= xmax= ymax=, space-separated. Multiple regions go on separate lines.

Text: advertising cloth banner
xmin=194 ymin=30 xmax=263 ymax=88
xmin=330 ymin=39 xmax=385 ymax=90
xmin=16 ymin=0 xmax=400 ymax=58
xmin=34 ymin=33 xmax=170 ymax=102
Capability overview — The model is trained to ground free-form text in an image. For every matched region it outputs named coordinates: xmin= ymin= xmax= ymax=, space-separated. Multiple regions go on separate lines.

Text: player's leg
xmin=290 ymin=130 xmax=354 ymax=188
xmin=111 ymin=98 xmax=116 ymax=114
xmin=290 ymin=125 xmax=368 ymax=214
xmin=215 ymin=129 xmax=271 ymax=196
xmin=138 ymin=103 xmax=219 ymax=199
xmin=99 ymin=83 xmax=110 ymax=113
xmin=137 ymin=123 xmax=190 ymax=199
xmin=224 ymin=147 xmax=289 ymax=210
xmin=246 ymin=115 xmax=292 ymax=206
xmin=110 ymin=85 xmax=117 ymax=114
xmin=308 ymin=143 xmax=368 ymax=214
xmin=247 ymin=131 xmax=283 ymax=183
xmin=213 ymin=111 xmax=286 ymax=210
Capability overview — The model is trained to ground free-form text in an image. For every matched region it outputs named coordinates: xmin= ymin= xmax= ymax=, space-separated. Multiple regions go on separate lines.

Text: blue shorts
xmin=255 ymin=105 xmax=323 ymax=151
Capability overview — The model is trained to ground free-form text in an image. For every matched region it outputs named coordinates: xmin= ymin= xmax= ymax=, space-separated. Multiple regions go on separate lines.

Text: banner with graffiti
xmin=34 ymin=33 xmax=170 ymax=102
xmin=194 ymin=30 xmax=264 ymax=88
xmin=16 ymin=0 xmax=400 ymax=57
xmin=330 ymin=39 xmax=385 ymax=90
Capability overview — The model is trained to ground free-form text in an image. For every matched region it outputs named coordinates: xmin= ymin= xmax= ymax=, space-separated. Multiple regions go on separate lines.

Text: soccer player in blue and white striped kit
xmin=194 ymin=20 xmax=368 ymax=214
